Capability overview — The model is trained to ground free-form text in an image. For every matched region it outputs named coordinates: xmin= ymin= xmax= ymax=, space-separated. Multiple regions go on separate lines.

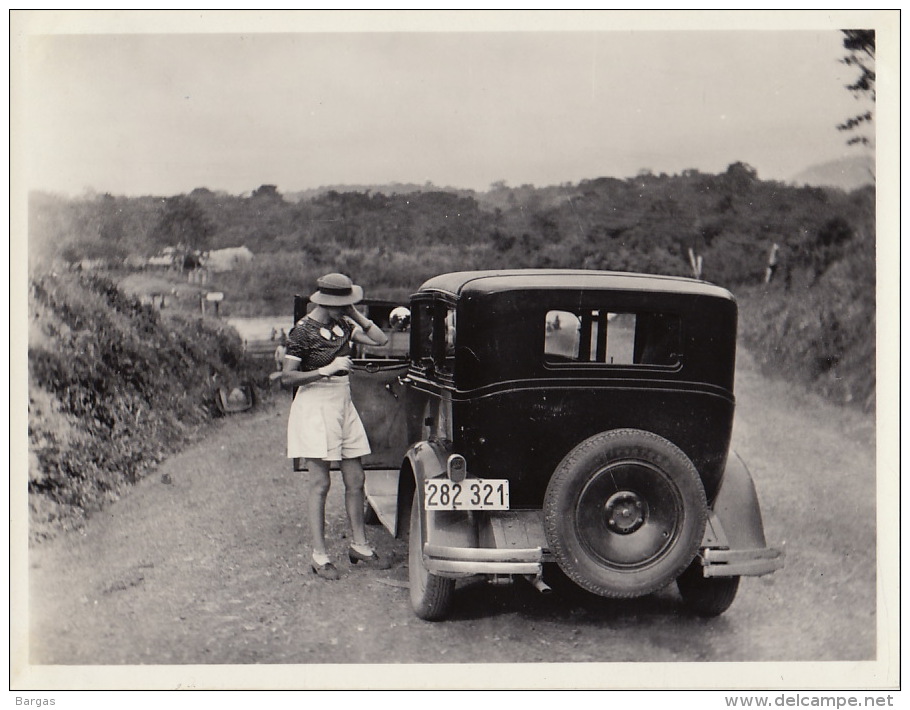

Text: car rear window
xmin=544 ymin=310 xmax=681 ymax=367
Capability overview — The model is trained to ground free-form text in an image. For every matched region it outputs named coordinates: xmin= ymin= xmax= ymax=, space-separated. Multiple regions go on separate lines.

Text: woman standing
xmin=282 ymin=273 xmax=391 ymax=579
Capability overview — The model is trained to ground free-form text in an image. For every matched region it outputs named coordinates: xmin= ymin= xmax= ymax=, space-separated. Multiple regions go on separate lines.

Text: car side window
xmin=545 ymin=309 xmax=681 ymax=367
xmin=412 ymin=300 xmax=456 ymax=378
xmin=413 ymin=302 xmax=435 ymax=363
xmin=545 ymin=311 xmax=582 ymax=360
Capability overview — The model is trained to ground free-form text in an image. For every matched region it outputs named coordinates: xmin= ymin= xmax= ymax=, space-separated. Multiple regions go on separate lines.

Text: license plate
xmin=424 ymin=478 xmax=510 ymax=511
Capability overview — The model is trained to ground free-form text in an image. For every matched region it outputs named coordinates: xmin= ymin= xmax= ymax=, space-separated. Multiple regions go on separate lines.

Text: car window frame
xmin=409 ymin=294 xmax=457 ymax=384
xmin=543 ymin=306 xmax=685 ymax=372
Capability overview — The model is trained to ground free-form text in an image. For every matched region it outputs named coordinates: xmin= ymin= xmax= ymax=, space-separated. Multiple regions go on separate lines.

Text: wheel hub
xmin=574 ymin=460 xmax=685 ymax=569
xmin=604 ymin=490 xmax=646 ymax=534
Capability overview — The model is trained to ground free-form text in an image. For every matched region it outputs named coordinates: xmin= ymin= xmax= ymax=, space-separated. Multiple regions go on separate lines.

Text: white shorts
xmin=287 ymin=378 xmax=372 ymax=461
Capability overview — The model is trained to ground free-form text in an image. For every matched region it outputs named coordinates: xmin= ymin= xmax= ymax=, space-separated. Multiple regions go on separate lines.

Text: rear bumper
xmin=423 ymin=543 xmax=543 ymax=576
xmin=699 ymin=507 xmax=785 ymax=577
xmin=700 ymin=546 xmax=785 ymax=577
xmin=422 ymin=509 xmax=547 ymax=578
xmin=420 ymin=507 xmax=784 ymax=580
xmin=422 ymin=542 xmax=785 ymax=579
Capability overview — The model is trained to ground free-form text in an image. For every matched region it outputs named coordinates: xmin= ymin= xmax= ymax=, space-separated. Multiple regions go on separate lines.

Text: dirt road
xmin=22 ymin=351 xmax=883 ymax=685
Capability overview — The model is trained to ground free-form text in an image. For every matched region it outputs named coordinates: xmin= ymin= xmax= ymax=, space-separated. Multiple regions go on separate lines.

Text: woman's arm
xmin=346 ymin=307 xmax=390 ymax=347
xmin=280 ymin=354 xmax=352 ymax=388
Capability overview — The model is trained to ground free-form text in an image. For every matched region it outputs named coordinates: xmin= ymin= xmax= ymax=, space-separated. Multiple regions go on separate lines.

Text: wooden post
xmin=688 ymin=248 xmax=703 ymax=280
xmin=764 ymin=243 xmax=780 ymax=284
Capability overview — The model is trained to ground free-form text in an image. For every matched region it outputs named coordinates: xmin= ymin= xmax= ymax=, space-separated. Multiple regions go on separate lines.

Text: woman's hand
xmin=318 ymin=356 xmax=352 ymax=376
xmin=344 ymin=305 xmax=369 ymax=326
xmin=345 ymin=306 xmax=389 ymax=347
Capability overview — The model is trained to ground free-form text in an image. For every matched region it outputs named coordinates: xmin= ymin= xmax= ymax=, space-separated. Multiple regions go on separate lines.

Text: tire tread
xmin=408 ymin=490 xmax=455 ymax=621
xmin=677 ymin=563 xmax=740 ymax=616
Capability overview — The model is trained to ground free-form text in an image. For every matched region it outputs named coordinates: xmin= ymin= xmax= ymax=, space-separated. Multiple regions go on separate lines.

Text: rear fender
xmin=397 ymin=440 xmax=477 ymax=554
xmin=395 ymin=440 xmax=448 ymax=537
xmin=709 ymin=450 xmax=768 ymax=550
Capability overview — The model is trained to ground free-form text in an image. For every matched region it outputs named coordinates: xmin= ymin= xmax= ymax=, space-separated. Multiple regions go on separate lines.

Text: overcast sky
xmin=18 ymin=11 xmax=883 ymax=197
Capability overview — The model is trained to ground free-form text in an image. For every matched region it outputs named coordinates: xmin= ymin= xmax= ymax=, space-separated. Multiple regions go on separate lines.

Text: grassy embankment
xmin=27 ymin=271 xmax=266 ymax=541
xmin=737 ymin=242 xmax=875 ymax=411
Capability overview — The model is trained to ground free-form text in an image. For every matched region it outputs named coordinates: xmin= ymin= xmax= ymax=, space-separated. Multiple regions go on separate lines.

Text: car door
xmin=349 ymin=360 xmax=412 ymax=469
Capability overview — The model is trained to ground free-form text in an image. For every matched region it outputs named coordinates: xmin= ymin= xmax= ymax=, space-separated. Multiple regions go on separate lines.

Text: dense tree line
xmin=29 ymin=165 xmax=872 ymax=296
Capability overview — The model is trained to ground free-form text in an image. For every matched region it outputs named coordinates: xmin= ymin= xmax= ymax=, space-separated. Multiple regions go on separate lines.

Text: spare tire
xmin=543 ymin=429 xmax=707 ymax=598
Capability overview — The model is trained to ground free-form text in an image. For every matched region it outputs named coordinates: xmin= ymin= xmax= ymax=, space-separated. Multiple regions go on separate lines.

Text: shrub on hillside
xmin=738 ymin=236 xmax=875 ymax=411
xmin=28 ymin=272 xmax=256 ymax=538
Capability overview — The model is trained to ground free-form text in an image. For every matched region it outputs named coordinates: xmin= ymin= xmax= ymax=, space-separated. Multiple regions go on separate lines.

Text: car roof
xmin=417 ymin=269 xmax=735 ymax=301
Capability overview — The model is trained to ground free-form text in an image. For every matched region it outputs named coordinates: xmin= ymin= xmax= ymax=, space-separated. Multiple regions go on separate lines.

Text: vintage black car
xmin=334 ymin=269 xmax=782 ymax=620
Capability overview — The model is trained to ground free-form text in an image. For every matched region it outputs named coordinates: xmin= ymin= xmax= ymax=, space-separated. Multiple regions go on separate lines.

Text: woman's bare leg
xmin=305 ymin=459 xmax=332 ymax=557
xmin=340 ymin=457 xmax=368 ymax=547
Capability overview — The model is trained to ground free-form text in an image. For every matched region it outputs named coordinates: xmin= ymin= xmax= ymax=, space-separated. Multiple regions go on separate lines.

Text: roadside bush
xmin=738 ymin=246 xmax=875 ymax=412
xmin=28 ymin=272 xmax=257 ymax=539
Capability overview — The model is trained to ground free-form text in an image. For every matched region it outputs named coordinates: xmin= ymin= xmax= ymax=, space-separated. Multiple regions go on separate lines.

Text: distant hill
xmin=790 ymin=154 xmax=874 ymax=191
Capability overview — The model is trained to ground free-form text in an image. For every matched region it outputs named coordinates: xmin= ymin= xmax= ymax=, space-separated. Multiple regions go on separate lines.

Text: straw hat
xmin=309 ymin=273 xmax=364 ymax=306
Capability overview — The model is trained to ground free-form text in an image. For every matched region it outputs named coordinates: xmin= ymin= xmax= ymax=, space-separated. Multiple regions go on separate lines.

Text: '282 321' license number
xmin=424 ymin=479 xmax=510 ymax=510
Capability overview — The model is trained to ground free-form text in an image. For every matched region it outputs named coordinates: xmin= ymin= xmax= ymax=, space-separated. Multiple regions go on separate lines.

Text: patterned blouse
xmin=284 ymin=316 xmax=359 ymax=372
